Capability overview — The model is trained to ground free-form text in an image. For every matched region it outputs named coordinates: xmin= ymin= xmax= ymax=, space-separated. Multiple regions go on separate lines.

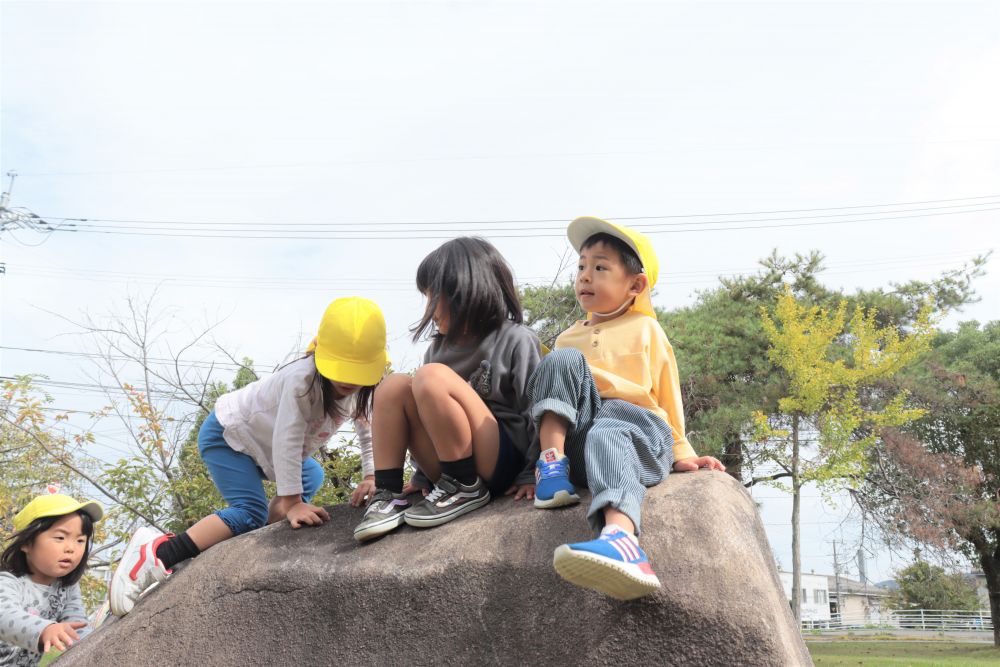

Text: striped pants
xmin=528 ymin=348 xmax=674 ymax=535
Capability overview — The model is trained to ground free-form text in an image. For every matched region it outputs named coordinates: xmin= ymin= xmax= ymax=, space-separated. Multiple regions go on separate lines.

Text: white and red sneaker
xmin=109 ymin=526 xmax=173 ymax=616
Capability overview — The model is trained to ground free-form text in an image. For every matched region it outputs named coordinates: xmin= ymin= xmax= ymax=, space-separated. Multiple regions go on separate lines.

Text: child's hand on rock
xmin=505 ymin=484 xmax=535 ymax=501
xmin=39 ymin=621 xmax=87 ymax=653
xmin=286 ymin=502 xmax=330 ymax=528
xmin=673 ymin=456 xmax=725 ymax=473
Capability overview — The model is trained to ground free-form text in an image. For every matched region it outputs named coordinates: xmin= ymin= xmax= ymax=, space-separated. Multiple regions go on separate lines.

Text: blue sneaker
xmin=534 ymin=448 xmax=580 ymax=509
xmin=552 ymin=527 xmax=661 ymax=600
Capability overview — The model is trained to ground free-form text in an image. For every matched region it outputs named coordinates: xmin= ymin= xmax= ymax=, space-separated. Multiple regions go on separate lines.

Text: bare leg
xmin=540 ymin=412 xmax=569 ymax=455
xmin=373 ymin=373 xmax=441 ymax=482
xmin=186 ymin=514 xmax=234 ymax=551
xmin=603 ymin=507 xmax=636 ymax=535
xmin=411 ymin=363 xmax=499 ymax=480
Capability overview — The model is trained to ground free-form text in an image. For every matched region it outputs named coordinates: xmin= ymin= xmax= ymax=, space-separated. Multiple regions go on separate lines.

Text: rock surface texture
xmin=59 ymin=470 xmax=812 ymax=666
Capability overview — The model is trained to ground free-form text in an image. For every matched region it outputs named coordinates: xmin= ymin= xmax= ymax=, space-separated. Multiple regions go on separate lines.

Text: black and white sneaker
xmin=403 ymin=474 xmax=490 ymax=528
xmin=353 ymin=489 xmax=411 ymax=542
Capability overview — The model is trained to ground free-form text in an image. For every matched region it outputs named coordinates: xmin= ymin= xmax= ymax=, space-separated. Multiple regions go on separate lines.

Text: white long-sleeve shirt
xmin=0 ymin=572 xmax=88 ymax=666
xmin=213 ymin=356 xmax=374 ymax=496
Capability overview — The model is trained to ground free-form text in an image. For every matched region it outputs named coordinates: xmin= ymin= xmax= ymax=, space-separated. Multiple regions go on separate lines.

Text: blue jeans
xmin=199 ymin=411 xmax=324 ymax=536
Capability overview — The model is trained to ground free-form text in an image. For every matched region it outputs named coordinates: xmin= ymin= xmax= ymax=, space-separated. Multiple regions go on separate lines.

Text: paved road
xmin=804 ymin=629 xmax=995 ymax=643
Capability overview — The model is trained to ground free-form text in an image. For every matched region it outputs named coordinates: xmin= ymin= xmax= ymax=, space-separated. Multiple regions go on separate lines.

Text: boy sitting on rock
xmin=528 ymin=216 xmax=725 ymax=600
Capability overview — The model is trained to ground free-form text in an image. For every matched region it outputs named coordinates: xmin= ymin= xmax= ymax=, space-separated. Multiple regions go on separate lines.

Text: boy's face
xmin=575 ymin=241 xmax=646 ymax=319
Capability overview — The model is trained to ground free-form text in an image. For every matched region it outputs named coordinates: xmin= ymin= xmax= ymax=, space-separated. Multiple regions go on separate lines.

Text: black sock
xmin=440 ymin=456 xmax=478 ymax=486
xmin=374 ymin=468 xmax=404 ymax=494
xmin=155 ymin=531 xmax=201 ymax=569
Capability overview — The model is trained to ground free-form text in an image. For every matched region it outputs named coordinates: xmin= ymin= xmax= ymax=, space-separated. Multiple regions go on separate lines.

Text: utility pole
xmin=0 ymin=171 xmax=54 ymax=233
xmin=0 ymin=170 xmax=56 ymax=377
xmin=832 ymin=541 xmax=843 ymax=625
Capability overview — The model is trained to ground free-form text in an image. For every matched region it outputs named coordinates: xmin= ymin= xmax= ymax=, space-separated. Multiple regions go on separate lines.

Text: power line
xmin=42 ymin=194 xmax=1000 ymax=227
xmin=40 ymin=205 xmax=1000 ymax=240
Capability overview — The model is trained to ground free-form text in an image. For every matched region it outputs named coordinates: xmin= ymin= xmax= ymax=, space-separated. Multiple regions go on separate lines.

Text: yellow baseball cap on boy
xmin=308 ymin=297 xmax=389 ymax=386
xmin=567 ymin=216 xmax=660 ymax=318
xmin=14 ymin=494 xmax=104 ymax=532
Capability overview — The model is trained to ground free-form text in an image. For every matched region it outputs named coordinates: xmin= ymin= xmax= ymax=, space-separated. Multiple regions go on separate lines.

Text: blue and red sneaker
xmin=534 ymin=448 xmax=580 ymax=509
xmin=552 ymin=526 xmax=661 ymax=600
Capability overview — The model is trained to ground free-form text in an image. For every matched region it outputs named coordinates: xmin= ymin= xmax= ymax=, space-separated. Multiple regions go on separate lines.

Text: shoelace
xmin=425 ymin=485 xmax=449 ymax=503
xmin=537 ymin=459 xmax=568 ymax=480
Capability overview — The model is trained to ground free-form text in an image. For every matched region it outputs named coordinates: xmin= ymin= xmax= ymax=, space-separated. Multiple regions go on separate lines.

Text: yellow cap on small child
xmin=13 ymin=494 xmax=104 ymax=533
xmin=567 ymin=216 xmax=660 ymax=318
xmin=307 ymin=297 xmax=390 ymax=386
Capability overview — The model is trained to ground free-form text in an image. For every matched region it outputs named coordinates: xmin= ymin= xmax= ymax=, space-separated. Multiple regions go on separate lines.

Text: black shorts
xmin=487 ymin=424 xmax=525 ymax=496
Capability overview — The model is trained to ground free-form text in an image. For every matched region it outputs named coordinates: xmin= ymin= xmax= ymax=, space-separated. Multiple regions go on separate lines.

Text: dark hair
xmin=291 ymin=354 xmax=378 ymax=422
xmin=1 ymin=510 xmax=94 ymax=586
xmin=580 ymin=233 xmax=643 ymax=276
xmin=412 ymin=237 xmax=523 ymax=344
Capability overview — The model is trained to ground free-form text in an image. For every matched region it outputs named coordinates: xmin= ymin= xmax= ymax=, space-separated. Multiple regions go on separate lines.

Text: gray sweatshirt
xmin=0 ymin=572 xmax=88 ymax=666
xmin=424 ymin=320 xmax=542 ymax=486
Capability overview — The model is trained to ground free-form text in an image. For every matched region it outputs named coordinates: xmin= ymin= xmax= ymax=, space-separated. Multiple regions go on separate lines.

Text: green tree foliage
xmin=753 ymin=289 xmax=934 ymax=620
xmin=858 ymin=320 xmax=1000 ymax=645
xmin=888 ymin=559 xmax=981 ymax=612
xmin=0 ymin=377 xmax=89 ymax=533
xmin=521 ymin=282 xmax=581 ymax=349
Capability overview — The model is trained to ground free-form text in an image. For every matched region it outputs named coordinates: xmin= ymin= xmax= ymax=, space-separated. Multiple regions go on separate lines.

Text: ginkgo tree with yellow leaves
xmin=754 ymin=288 xmax=935 ymax=621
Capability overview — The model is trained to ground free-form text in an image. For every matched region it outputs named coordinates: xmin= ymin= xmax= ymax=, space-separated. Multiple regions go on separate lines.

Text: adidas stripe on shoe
xmin=553 ymin=527 xmax=661 ymax=600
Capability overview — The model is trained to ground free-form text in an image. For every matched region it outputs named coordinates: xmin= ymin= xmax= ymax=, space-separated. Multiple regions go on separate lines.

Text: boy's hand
xmin=504 ymin=484 xmax=535 ymax=501
xmin=39 ymin=621 xmax=87 ymax=653
xmin=350 ymin=476 xmax=375 ymax=507
xmin=285 ymin=501 xmax=330 ymax=528
xmin=673 ymin=456 xmax=726 ymax=473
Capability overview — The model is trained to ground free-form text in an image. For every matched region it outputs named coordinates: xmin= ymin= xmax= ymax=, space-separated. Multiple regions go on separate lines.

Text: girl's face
xmin=429 ymin=296 xmax=450 ymax=335
xmin=21 ymin=513 xmax=88 ymax=585
xmin=331 ymin=382 xmax=361 ymax=399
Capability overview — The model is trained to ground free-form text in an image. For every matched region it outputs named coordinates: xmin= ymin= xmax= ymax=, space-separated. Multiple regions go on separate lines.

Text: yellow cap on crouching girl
xmin=13 ymin=494 xmax=104 ymax=533
xmin=306 ymin=297 xmax=389 ymax=386
xmin=567 ymin=216 xmax=660 ymax=319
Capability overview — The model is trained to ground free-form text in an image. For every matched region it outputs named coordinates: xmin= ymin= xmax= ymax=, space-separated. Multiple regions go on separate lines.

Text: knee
xmin=224 ymin=502 xmax=267 ymax=535
xmin=375 ymin=373 xmax=413 ymax=405
xmin=411 ymin=363 xmax=453 ymax=399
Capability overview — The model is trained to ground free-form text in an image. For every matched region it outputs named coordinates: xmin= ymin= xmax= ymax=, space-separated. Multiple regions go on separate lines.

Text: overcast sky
xmin=2 ymin=1 xmax=998 ymax=585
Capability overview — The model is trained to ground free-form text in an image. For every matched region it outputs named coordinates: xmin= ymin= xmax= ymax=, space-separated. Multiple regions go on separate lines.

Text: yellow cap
xmin=567 ymin=216 xmax=660 ymax=318
xmin=307 ymin=297 xmax=389 ymax=386
xmin=13 ymin=494 xmax=104 ymax=533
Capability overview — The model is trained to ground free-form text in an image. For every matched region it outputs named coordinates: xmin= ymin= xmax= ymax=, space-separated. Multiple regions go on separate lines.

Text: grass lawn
xmin=808 ymin=641 xmax=1000 ymax=666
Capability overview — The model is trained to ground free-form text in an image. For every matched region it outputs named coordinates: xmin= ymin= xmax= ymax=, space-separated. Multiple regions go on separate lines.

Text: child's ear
xmin=629 ymin=273 xmax=649 ymax=297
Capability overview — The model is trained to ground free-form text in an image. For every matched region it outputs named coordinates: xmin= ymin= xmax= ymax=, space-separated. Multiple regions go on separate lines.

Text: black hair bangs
xmin=412 ymin=237 xmax=523 ymax=344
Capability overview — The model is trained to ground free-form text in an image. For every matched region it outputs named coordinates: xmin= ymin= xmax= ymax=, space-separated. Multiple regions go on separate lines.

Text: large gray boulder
xmin=60 ymin=470 xmax=811 ymax=666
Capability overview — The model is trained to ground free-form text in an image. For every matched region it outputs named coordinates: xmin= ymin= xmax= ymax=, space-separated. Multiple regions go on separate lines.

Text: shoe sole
xmin=552 ymin=544 xmax=661 ymax=601
xmin=534 ymin=489 xmax=581 ymax=509
xmin=109 ymin=526 xmax=161 ymax=617
xmin=353 ymin=512 xmax=407 ymax=542
xmin=403 ymin=492 xmax=491 ymax=528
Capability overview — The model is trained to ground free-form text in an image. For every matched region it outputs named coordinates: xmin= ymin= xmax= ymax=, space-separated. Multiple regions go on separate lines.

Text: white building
xmin=778 ymin=571 xmax=831 ymax=624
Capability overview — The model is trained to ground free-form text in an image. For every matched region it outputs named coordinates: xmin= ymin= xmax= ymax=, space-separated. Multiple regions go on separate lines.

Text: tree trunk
xmin=722 ymin=430 xmax=742 ymax=481
xmin=979 ymin=545 xmax=1000 ymax=648
xmin=791 ymin=414 xmax=801 ymax=623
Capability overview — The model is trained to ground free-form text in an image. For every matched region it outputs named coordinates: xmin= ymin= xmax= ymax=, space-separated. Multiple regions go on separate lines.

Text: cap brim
xmin=567 ymin=216 xmax=642 ymax=261
xmin=315 ymin=352 xmax=389 ymax=386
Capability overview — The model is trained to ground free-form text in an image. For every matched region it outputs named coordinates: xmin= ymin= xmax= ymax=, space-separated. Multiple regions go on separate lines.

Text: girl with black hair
xmin=1 ymin=494 xmax=103 ymax=665
xmin=353 ymin=237 xmax=543 ymax=541
xmin=108 ymin=297 xmax=389 ymax=617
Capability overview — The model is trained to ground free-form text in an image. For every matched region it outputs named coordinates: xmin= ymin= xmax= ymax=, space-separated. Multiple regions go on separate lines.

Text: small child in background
xmin=529 ymin=217 xmax=725 ymax=600
xmin=353 ymin=237 xmax=542 ymax=541
xmin=108 ymin=296 xmax=388 ymax=616
xmin=0 ymin=494 xmax=104 ymax=665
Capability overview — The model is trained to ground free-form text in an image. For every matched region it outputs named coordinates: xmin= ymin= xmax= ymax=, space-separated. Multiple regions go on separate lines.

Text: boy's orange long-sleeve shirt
xmin=554 ymin=310 xmax=697 ymax=463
